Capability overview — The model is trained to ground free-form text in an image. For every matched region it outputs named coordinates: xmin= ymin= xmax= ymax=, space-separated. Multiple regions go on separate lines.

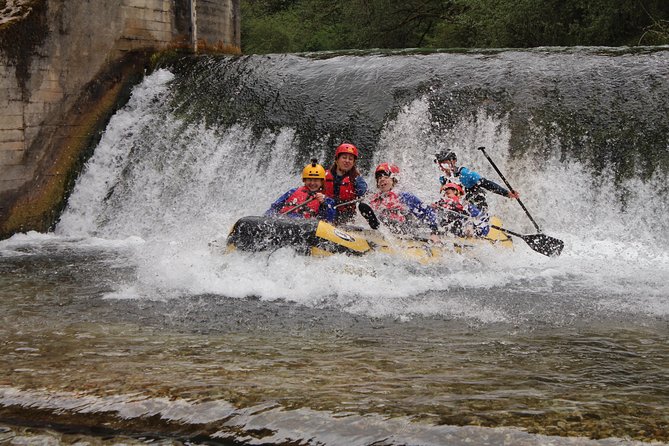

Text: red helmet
xmin=441 ymin=182 xmax=464 ymax=195
xmin=375 ymin=162 xmax=400 ymax=178
xmin=335 ymin=143 xmax=359 ymax=159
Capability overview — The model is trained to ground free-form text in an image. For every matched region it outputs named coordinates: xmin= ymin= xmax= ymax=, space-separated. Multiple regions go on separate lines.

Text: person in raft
xmin=369 ymin=162 xmax=440 ymax=241
xmin=434 ymin=150 xmax=519 ymax=213
xmin=432 ymin=182 xmax=489 ymax=237
xmin=324 ymin=142 xmax=368 ymax=225
xmin=265 ymin=159 xmax=336 ymax=223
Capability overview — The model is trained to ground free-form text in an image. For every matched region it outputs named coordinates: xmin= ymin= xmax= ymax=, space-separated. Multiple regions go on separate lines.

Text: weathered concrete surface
xmin=0 ymin=0 xmax=240 ymax=239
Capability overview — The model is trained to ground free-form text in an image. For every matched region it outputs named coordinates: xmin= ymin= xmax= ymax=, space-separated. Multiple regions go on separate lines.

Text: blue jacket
xmin=398 ymin=192 xmax=438 ymax=232
xmin=440 ymin=166 xmax=510 ymax=196
xmin=265 ymin=188 xmax=336 ymax=223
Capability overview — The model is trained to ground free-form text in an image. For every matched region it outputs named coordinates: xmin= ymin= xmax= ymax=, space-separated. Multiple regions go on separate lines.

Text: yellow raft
xmin=226 ymin=215 xmax=512 ymax=263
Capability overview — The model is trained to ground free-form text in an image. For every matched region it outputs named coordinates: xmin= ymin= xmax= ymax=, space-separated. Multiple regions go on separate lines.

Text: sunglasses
xmin=375 ymin=171 xmax=391 ymax=178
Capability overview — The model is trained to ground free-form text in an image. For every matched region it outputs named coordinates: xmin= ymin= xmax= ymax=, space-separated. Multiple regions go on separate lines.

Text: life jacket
xmin=434 ymin=196 xmax=464 ymax=213
xmin=433 ymin=196 xmax=467 ymax=233
xmin=440 ymin=170 xmax=487 ymax=211
xmin=324 ymin=170 xmax=357 ymax=215
xmin=279 ymin=186 xmax=321 ymax=218
xmin=370 ymin=190 xmax=407 ymax=223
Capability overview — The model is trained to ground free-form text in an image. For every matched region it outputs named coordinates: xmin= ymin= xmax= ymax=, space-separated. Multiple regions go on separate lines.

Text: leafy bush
xmin=241 ymin=0 xmax=669 ymax=53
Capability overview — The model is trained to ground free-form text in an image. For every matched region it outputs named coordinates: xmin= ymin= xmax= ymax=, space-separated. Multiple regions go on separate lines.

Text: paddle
xmin=477 ymin=146 xmax=542 ymax=233
xmin=476 ymin=146 xmax=564 ymax=256
xmin=334 ymin=197 xmax=364 ymax=209
xmin=358 ymin=202 xmax=380 ymax=229
xmin=490 ymin=225 xmax=564 ymax=257
xmin=435 ymin=206 xmax=563 ymax=256
xmin=280 ymin=196 xmax=318 ymax=215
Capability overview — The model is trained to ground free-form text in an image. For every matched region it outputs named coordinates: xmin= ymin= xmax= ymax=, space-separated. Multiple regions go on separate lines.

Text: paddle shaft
xmin=489 ymin=224 xmax=523 ymax=239
xmin=435 ymin=207 xmax=477 ymax=220
xmin=334 ymin=197 xmax=363 ymax=209
xmin=477 ymin=146 xmax=542 ymax=233
xmin=280 ymin=196 xmax=318 ymax=215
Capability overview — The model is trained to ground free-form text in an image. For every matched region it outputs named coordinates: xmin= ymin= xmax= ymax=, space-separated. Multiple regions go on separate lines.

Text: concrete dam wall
xmin=0 ymin=0 xmax=240 ymax=238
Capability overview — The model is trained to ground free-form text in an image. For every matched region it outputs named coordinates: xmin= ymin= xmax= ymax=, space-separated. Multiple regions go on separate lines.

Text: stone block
xmin=0 ymin=164 xmax=32 ymax=182
xmin=0 ymin=148 xmax=25 ymax=166
xmin=123 ymin=0 xmax=154 ymax=9
xmin=1 ymin=100 xmax=24 ymax=117
xmin=0 ymin=177 xmax=28 ymax=193
xmin=0 ymin=114 xmax=24 ymax=130
xmin=31 ymin=88 xmax=65 ymax=104
xmin=136 ymin=19 xmax=173 ymax=33
xmin=0 ymin=84 xmax=22 ymax=103
xmin=124 ymin=16 xmax=144 ymax=29
xmin=0 ymin=140 xmax=25 ymax=152
xmin=0 ymin=129 xmax=24 ymax=143
xmin=38 ymin=76 xmax=63 ymax=92
xmin=141 ymin=7 xmax=171 ymax=23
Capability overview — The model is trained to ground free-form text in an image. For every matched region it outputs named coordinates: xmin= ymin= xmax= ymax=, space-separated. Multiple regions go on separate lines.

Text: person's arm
xmin=460 ymin=166 xmax=518 ymax=199
xmin=402 ymin=193 xmax=439 ymax=233
xmin=479 ymin=178 xmax=513 ymax=197
xmin=354 ymin=175 xmax=368 ymax=197
xmin=466 ymin=203 xmax=481 ymax=218
xmin=467 ymin=207 xmax=490 ymax=237
xmin=265 ymin=188 xmax=296 ymax=216
xmin=320 ymin=197 xmax=337 ymax=223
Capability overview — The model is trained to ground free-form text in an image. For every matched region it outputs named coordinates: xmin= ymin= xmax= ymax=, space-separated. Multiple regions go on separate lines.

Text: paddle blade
xmin=358 ymin=203 xmax=380 ymax=229
xmin=522 ymin=233 xmax=564 ymax=257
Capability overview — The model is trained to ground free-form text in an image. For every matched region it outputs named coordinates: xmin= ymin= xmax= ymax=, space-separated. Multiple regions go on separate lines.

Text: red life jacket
xmin=279 ymin=186 xmax=321 ymax=218
xmin=370 ymin=190 xmax=407 ymax=223
xmin=434 ymin=196 xmax=464 ymax=213
xmin=324 ymin=170 xmax=357 ymax=215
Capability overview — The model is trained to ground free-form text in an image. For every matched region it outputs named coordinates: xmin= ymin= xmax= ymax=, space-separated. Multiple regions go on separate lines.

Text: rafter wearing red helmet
xmin=432 ymin=181 xmax=488 ymax=237
xmin=369 ymin=163 xmax=439 ymax=240
xmin=324 ymin=142 xmax=368 ymax=225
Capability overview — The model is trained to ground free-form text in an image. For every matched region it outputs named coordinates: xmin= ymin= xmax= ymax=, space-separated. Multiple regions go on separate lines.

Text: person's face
xmin=376 ymin=174 xmax=394 ymax=192
xmin=304 ymin=178 xmax=323 ymax=191
xmin=336 ymin=153 xmax=356 ymax=173
xmin=438 ymin=158 xmax=456 ymax=174
xmin=444 ymin=188 xmax=458 ymax=198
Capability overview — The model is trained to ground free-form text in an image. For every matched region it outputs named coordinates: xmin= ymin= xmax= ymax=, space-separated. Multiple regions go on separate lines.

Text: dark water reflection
xmin=0 ymin=246 xmax=667 ymax=445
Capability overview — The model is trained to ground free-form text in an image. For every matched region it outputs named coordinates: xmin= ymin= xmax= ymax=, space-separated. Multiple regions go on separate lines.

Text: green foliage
xmin=242 ymin=0 xmax=461 ymax=52
xmin=241 ymin=0 xmax=669 ymax=52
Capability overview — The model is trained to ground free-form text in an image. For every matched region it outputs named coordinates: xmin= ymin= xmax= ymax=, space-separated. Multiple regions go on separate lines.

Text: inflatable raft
xmin=225 ymin=215 xmax=513 ymax=263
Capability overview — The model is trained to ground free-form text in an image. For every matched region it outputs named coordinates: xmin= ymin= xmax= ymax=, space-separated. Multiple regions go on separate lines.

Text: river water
xmin=1 ymin=49 xmax=668 ymax=445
